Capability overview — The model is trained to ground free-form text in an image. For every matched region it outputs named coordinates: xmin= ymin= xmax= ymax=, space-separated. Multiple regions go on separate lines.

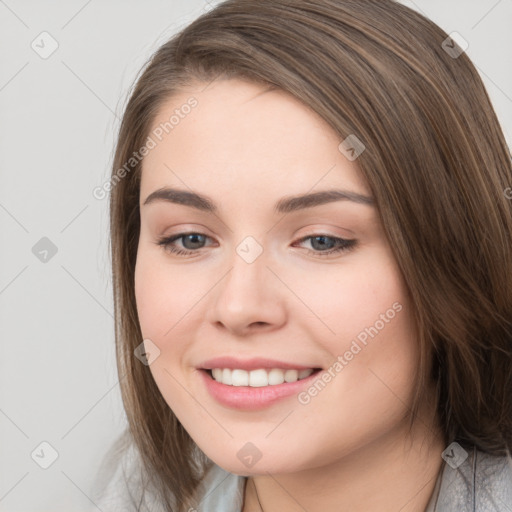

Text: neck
xmin=243 ymin=409 xmax=446 ymax=512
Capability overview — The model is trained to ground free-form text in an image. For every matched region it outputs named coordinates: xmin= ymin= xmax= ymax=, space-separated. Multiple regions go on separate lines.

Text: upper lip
xmin=199 ymin=357 xmax=321 ymax=371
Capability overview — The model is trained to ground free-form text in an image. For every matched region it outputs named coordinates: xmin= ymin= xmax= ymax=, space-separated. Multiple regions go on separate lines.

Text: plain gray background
xmin=0 ymin=1 xmax=511 ymax=510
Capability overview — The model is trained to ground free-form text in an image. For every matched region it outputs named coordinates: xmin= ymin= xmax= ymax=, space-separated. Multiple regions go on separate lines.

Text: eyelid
xmin=157 ymin=227 xmax=351 ymax=245
xmin=156 ymin=230 xmax=357 ymax=258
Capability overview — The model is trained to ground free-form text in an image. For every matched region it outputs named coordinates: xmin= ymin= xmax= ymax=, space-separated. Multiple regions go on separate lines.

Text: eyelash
xmin=155 ymin=232 xmax=357 ymax=258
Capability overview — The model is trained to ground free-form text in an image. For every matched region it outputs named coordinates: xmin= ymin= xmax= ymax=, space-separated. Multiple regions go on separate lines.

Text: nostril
xmin=251 ymin=322 xmax=268 ymax=327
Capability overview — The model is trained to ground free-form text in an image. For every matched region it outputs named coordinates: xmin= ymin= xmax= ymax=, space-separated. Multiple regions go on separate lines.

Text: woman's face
xmin=135 ymin=77 xmax=421 ymax=475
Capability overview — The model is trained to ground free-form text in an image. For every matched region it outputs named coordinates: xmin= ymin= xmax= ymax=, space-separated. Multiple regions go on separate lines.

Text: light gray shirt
xmin=91 ymin=441 xmax=512 ymax=511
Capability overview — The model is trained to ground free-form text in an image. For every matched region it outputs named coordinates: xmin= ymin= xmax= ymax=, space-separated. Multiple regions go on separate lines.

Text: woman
xmin=93 ymin=0 xmax=512 ymax=510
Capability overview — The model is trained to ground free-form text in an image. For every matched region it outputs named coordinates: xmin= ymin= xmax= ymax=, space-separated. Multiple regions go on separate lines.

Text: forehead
xmin=140 ymin=78 xmax=370 ymax=202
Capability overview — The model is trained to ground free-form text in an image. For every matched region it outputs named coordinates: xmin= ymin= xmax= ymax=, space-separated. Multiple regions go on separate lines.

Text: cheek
xmin=134 ymin=257 xmax=167 ymax=339
xmin=134 ymin=250 xmax=205 ymax=340
xmin=291 ymin=246 xmax=411 ymax=351
xmin=291 ymin=246 xmax=418 ymax=405
xmin=134 ymin=254 xmax=199 ymax=412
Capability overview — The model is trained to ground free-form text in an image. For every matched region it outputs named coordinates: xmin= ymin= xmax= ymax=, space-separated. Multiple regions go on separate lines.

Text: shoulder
xmin=90 ymin=431 xmax=246 ymax=512
xmin=434 ymin=443 xmax=512 ymax=511
xmin=473 ymin=447 xmax=512 ymax=510
xmin=90 ymin=431 xmax=167 ymax=512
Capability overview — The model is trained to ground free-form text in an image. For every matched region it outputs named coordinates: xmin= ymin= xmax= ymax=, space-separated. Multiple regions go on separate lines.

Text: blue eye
xmin=156 ymin=233 xmax=211 ymax=256
xmin=294 ymin=234 xmax=357 ymax=255
xmin=155 ymin=232 xmax=357 ymax=257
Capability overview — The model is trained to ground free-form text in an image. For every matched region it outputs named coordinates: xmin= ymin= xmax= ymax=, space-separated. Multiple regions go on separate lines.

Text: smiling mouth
xmin=205 ymin=367 xmax=322 ymax=387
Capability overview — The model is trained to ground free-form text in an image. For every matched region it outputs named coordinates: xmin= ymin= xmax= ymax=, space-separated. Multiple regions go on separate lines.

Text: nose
xmin=206 ymin=245 xmax=288 ymax=337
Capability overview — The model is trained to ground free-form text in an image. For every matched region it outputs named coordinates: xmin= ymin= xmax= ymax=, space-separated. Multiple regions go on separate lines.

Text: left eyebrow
xmin=275 ymin=189 xmax=375 ymax=213
xmin=142 ymin=187 xmax=375 ymax=213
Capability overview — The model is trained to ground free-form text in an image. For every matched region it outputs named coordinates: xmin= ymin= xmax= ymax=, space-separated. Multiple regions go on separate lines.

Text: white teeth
xmin=209 ymin=368 xmax=315 ymax=387
xmin=268 ymin=368 xmax=285 ymax=385
xmin=298 ymin=368 xmax=314 ymax=379
xmin=231 ymin=369 xmax=249 ymax=386
xmin=249 ymin=369 xmax=268 ymax=387
xmin=222 ymin=368 xmax=232 ymax=385
xmin=284 ymin=369 xmax=298 ymax=382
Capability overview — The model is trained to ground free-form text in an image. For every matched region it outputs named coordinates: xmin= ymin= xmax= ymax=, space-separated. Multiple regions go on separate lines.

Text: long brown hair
xmin=108 ymin=0 xmax=512 ymax=509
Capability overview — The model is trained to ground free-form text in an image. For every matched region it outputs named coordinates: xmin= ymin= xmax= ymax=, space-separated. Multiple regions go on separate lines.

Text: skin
xmin=134 ymin=77 xmax=446 ymax=511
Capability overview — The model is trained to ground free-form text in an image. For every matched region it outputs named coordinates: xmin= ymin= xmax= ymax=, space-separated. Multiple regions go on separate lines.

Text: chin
xmin=200 ymin=442 xmax=309 ymax=477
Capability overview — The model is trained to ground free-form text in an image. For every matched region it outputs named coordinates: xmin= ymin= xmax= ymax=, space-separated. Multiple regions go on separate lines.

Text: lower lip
xmin=199 ymin=369 xmax=321 ymax=410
